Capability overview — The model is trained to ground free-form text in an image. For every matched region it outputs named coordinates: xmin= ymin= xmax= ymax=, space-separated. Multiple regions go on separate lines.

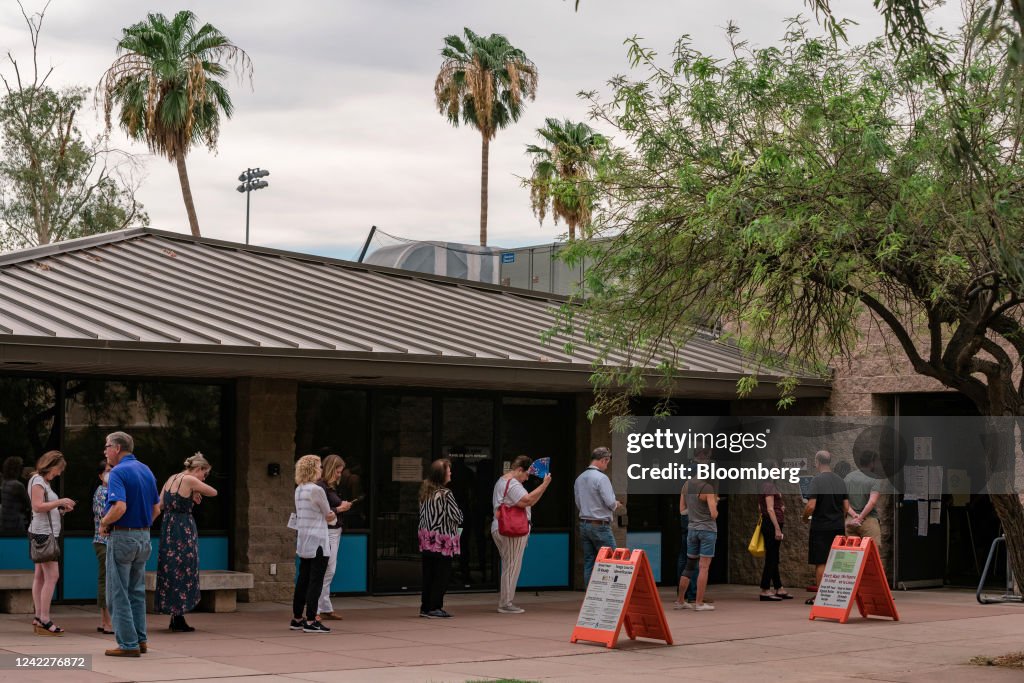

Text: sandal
xmin=775 ymin=592 xmax=794 ymax=599
xmin=33 ymin=620 xmax=65 ymax=636
xmin=805 ymin=598 xmax=815 ymax=605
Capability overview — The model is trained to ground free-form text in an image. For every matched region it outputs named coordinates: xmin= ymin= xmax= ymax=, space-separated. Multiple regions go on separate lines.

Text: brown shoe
xmin=105 ymin=648 xmax=141 ymax=657
xmin=139 ymin=642 xmax=147 ymax=654
xmin=319 ymin=612 xmax=343 ymax=620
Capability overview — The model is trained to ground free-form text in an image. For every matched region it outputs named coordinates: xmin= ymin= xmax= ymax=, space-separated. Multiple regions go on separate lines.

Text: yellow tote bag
xmin=747 ymin=517 xmax=766 ymax=558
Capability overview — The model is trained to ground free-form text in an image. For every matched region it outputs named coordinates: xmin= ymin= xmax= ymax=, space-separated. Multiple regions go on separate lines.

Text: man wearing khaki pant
xmin=844 ymin=450 xmax=883 ymax=551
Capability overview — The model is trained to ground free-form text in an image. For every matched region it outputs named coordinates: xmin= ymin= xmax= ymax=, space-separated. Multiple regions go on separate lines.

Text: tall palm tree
xmin=98 ymin=11 xmax=252 ymax=238
xmin=525 ymin=118 xmax=606 ymax=241
xmin=435 ymin=28 xmax=538 ymax=246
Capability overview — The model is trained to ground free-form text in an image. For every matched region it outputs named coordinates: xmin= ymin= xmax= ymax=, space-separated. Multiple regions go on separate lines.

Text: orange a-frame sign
xmin=809 ymin=536 xmax=899 ymax=624
xmin=571 ymin=547 xmax=673 ymax=648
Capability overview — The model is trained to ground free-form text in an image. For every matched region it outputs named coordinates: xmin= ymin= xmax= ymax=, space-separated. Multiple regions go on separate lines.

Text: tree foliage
xmin=0 ymin=3 xmax=147 ymax=250
xmin=565 ymin=10 xmax=1024 ymax=580
xmin=524 ymin=118 xmax=607 ymax=241
xmin=435 ymin=28 xmax=538 ymax=246
xmin=98 ymin=10 xmax=252 ymax=238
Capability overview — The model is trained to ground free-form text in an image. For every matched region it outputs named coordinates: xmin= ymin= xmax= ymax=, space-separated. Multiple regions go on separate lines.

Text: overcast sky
xmin=0 ymin=0 xmax=964 ymax=260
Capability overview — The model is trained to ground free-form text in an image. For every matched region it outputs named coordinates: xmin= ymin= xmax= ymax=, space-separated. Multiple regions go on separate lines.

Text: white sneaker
xmin=498 ymin=604 xmax=525 ymax=614
xmin=693 ymin=603 xmax=715 ymax=611
xmin=672 ymin=601 xmax=694 ymax=610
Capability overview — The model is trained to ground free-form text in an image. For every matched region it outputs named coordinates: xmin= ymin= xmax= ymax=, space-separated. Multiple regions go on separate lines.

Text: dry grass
xmin=969 ymin=651 xmax=1024 ymax=669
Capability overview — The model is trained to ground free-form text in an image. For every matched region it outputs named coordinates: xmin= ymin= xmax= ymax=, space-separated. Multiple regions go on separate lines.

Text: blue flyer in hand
xmin=528 ymin=457 xmax=551 ymax=479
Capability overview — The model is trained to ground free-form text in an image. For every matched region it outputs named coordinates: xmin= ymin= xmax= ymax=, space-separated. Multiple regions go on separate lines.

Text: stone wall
xmin=234 ymin=378 xmax=299 ymax=602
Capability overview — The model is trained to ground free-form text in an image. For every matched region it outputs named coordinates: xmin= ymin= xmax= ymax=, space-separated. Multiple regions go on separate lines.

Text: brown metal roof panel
xmin=0 ymin=276 xmax=146 ymax=341
xmin=49 ymin=253 xmax=347 ymax=351
xmin=173 ymin=244 xmax=506 ymax=358
xmin=110 ymin=243 xmax=418 ymax=353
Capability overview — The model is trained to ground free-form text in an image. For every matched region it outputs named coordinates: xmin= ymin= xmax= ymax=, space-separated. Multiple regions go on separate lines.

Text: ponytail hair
xmin=184 ymin=452 xmax=210 ymax=471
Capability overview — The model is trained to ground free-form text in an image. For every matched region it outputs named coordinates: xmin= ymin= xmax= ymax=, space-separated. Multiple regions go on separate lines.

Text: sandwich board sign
xmin=809 ymin=536 xmax=899 ymax=623
xmin=571 ymin=547 xmax=672 ymax=648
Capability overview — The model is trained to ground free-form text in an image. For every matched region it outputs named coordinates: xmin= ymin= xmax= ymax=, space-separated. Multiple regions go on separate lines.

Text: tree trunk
xmin=174 ymin=153 xmax=201 ymax=238
xmin=480 ymin=134 xmax=489 ymax=247
xmin=989 ymin=493 xmax=1024 ymax=593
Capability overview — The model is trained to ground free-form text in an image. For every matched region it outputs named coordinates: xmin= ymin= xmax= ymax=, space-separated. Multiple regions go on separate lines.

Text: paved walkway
xmin=1 ymin=586 xmax=1022 ymax=682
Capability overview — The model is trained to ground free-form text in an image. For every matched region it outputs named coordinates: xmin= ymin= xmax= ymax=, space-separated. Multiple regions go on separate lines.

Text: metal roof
xmin=0 ymin=229 xmax=828 ymax=395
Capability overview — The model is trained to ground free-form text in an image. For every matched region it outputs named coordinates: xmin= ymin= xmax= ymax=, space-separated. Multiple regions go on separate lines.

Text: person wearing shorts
xmin=676 ymin=471 xmax=718 ymax=612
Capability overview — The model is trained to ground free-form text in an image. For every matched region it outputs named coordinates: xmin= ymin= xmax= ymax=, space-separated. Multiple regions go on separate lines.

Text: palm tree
xmin=98 ymin=11 xmax=252 ymax=238
xmin=435 ymin=28 xmax=538 ymax=246
xmin=525 ymin=118 xmax=606 ymax=241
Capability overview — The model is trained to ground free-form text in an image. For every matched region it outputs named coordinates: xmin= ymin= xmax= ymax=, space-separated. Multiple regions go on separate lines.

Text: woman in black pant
xmin=417 ymin=458 xmax=463 ymax=618
xmin=290 ymin=455 xmax=336 ymax=632
xmin=758 ymin=476 xmax=794 ymax=600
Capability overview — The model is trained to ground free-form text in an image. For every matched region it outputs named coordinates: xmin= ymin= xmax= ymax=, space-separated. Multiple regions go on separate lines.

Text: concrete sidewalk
xmin=1 ymin=585 xmax=1022 ymax=682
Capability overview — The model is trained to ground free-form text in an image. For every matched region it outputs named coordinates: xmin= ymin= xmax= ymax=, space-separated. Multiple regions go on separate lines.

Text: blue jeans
xmin=579 ymin=521 xmax=616 ymax=586
xmin=676 ymin=515 xmax=696 ymax=601
xmin=106 ymin=530 xmax=151 ymax=650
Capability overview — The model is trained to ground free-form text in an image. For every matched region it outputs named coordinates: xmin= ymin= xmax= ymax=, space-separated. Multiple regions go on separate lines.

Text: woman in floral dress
xmin=155 ymin=453 xmax=217 ymax=632
xmin=417 ymin=458 xmax=462 ymax=618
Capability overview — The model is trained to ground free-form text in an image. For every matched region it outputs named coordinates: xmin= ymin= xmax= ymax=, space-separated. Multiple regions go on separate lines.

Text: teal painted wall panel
xmin=626 ymin=531 xmax=662 ymax=583
xmin=0 ymin=537 xmax=33 ymax=570
xmin=518 ymin=532 xmax=569 ymax=588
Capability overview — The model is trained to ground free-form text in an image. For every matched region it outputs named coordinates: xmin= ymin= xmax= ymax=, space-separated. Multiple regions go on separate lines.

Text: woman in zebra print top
xmin=417 ymin=458 xmax=463 ymax=618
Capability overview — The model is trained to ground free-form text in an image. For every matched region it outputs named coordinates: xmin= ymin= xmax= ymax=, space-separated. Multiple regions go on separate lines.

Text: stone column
xmin=235 ymin=378 xmax=299 ymax=602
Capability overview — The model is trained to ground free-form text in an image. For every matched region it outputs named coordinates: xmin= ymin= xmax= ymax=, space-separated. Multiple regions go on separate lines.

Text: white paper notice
xmin=913 ymin=436 xmax=933 ymax=461
xmin=576 ymin=562 xmax=636 ymax=631
xmin=917 ymin=501 xmax=929 ymax=536
xmin=928 ymin=466 xmax=944 ymax=500
xmin=929 ymin=500 xmax=942 ymax=525
xmin=816 ymin=550 xmax=865 ymax=610
xmin=903 ymin=466 xmax=927 ymax=501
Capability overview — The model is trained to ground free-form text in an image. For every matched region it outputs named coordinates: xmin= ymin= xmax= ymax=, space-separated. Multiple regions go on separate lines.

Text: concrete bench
xmin=0 ymin=570 xmax=34 ymax=614
xmin=145 ymin=570 xmax=254 ymax=613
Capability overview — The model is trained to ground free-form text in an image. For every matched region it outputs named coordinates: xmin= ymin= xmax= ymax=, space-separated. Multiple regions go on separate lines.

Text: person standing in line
xmin=155 ymin=453 xmax=218 ymax=632
xmin=676 ymin=460 xmax=718 ymax=612
xmin=802 ymin=450 xmax=850 ymax=605
xmin=418 ymin=458 xmax=463 ymax=619
xmin=758 ymin=465 xmax=793 ymax=601
xmin=573 ymin=447 xmax=621 ymax=586
xmin=92 ymin=459 xmax=114 ymax=634
xmin=316 ymin=454 xmax=352 ymax=621
xmin=844 ymin=450 xmax=883 ymax=552
xmin=491 ymin=455 xmax=552 ymax=614
xmin=98 ymin=431 xmax=161 ymax=657
xmin=290 ymin=454 xmax=335 ymax=633
xmin=29 ymin=451 xmax=75 ymax=636
xmin=2 ymin=456 xmax=31 ymax=533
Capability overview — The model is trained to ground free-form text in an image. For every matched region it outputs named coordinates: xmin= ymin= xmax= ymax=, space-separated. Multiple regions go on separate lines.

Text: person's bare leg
xmin=815 ymin=563 xmax=825 ymax=588
xmin=696 ymin=556 xmax=712 ymax=604
xmin=677 ymin=575 xmax=691 ymax=602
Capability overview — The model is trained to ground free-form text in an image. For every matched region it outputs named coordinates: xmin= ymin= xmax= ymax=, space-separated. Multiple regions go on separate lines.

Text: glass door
xmin=373 ymin=394 xmax=432 ymax=593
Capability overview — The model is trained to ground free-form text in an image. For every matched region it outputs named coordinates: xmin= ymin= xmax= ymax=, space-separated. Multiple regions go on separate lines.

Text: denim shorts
xmin=686 ymin=529 xmax=717 ymax=558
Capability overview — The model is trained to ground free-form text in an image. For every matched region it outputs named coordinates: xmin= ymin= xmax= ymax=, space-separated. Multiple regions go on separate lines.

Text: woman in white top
xmin=290 ymin=455 xmax=336 ymax=633
xmin=28 ymin=450 xmax=75 ymax=636
xmin=491 ymin=455 xmax=551 ymax=614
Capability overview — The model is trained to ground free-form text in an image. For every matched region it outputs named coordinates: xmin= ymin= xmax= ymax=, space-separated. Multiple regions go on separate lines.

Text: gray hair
xmin=107 ymin=431 xmax=134 ymax=454
xmin=815 ymin=450 xmax=832 ymax=467
xmin=591 ymin=446 xmax=612 ymax=461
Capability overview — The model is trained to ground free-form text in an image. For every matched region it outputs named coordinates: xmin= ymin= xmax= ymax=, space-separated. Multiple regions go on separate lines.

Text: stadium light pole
xmin=236 ymin=168 xmax=270 ymax=245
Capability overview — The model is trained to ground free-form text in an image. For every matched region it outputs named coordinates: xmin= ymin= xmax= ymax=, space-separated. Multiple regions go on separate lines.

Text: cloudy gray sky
xmin=0 ymin=0 xmax=963 ymax=260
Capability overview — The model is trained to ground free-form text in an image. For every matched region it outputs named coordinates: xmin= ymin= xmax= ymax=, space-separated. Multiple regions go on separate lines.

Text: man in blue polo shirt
xmin=98 ymin=431 xmax=160 ymax=657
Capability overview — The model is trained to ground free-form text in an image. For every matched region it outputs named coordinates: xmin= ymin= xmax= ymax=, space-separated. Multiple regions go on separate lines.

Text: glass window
xmin=0 ymin=376 xmax=58 ymax=536
xmin=62 ymin=380 xmax=228 ymax=533
xmin=500 ymin=396 xmax=573 ymax=529
xmin=294 ymin=387 xmax=370 ymax=530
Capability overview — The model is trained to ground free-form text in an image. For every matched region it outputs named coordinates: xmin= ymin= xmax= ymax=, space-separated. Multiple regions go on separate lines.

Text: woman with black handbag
xmin=28 ymin=450 xmax=75 ymax=636
xmin=491 ymin=455 xmax=551 ymax=614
